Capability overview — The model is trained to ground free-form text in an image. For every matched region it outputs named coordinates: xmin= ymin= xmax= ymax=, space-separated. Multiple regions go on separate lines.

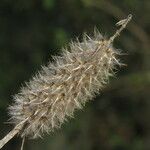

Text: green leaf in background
xmin=53 ymin=28 xmax=69 ymax=49
xmin=43 ymin=0 xmax=55 ymax=10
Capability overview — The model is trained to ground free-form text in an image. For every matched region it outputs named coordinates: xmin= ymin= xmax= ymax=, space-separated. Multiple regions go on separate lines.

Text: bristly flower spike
xmin=0 ymin=15 xmax=132 ymax=149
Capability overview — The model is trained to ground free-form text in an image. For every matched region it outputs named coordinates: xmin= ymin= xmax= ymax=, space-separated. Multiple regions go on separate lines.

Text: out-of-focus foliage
xmin=0 ymin=0 xmax=149 ymax=150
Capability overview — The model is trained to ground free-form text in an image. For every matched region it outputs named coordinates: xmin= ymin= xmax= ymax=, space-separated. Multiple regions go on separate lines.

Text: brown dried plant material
xmin=0 ymin=15 xmax=132 ymax=149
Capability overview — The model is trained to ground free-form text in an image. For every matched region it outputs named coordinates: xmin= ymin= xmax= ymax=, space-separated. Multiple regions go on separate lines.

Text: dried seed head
xmin=8 ymin=15 xmax=132 ymax=139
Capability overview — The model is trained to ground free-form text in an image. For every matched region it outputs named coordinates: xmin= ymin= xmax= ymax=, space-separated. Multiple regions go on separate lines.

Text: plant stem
xmin=0 ymin=120 xmax=26 ymax=149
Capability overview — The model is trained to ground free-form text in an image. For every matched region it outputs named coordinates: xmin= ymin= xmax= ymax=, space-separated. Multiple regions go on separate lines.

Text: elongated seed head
xmin=8 ymin=15 xmax=132 ymax=138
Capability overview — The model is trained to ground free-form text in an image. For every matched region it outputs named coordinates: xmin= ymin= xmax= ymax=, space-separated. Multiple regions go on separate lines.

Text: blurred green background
xmin=0 ymin=0 xmax=150 ymax=150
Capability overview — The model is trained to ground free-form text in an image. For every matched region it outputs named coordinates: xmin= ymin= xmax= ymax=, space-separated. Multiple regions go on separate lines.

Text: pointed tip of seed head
xmin=109 ymin=14 xmax=132 ymax=43
xmin=116 ymin=14 xmax=132 ymax=27
xmin=127 ymin=14 xmax=133 ymax=20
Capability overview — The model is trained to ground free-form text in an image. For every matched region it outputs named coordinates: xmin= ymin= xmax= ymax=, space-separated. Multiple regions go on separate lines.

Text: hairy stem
xmin=0 ymin=120 xmax=26 ymax=149
xmin=109 ymin=14 xmax=132 ymax=43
